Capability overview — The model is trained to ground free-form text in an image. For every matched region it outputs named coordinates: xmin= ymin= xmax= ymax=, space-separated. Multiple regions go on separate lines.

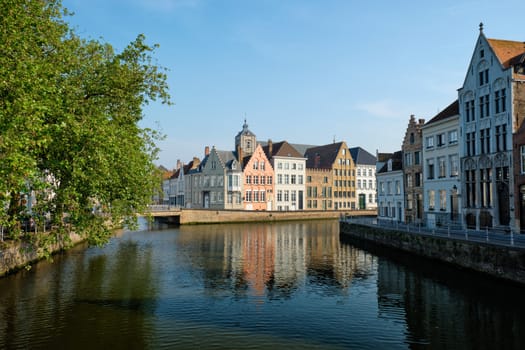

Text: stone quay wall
xmin=340 ymin=221 xmax=525 ymax=285
xmin=178 ymin=209 xmax=348 ymax=225
xmin=0 ymin=233 xmax=84 ymax=277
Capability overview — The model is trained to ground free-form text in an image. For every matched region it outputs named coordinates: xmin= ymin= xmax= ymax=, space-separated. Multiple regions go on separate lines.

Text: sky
xmin=62 ymin=0 xmax=525 ymax=168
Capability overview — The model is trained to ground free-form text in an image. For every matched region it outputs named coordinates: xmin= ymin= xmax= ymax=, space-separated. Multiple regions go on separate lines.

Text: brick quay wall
xmin=339 ymin=221 xmax=525 ymax=285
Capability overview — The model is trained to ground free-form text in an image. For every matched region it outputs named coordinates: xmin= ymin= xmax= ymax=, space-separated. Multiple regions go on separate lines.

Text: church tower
xmin=235 ymin=119 xmax=257 ymax=157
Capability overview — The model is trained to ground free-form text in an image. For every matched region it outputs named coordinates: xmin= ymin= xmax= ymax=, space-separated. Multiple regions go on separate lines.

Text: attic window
xmin=480 ymin=49 xmax=484 ymax=58
xmin=410 ymin=132 xmax=415 ymax=144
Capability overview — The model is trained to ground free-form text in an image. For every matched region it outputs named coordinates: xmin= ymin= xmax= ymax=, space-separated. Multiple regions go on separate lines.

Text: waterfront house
xmin=376 ymin=151 xmax=404 ymax=223
xmin=304 ymin=141 xmax=356 ymax=211
xmin=458 ymin=24 xmax=525 ymax=230
xmin=421 ymin=100 xmax=461 ymax=229
xmin=402 ymin=115 xmax=425 ymax=224
xmin=262 ymin=140 xmax=306 ymax=211
xmin=241 ymin=143 xmax=275 ymax=210
xmin=349 ymin=146 xmax=377 ymax=210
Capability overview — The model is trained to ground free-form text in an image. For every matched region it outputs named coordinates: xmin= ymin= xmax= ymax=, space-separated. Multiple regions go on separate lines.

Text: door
xmin=359 ymin=194 xmax=366 ymax=210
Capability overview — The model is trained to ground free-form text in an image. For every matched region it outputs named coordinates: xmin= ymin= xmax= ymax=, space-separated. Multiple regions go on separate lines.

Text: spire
xmin=243 ymin=118 xmax=248 ymax=131
xmin=479 ymin=22 xmax=484 ymax=33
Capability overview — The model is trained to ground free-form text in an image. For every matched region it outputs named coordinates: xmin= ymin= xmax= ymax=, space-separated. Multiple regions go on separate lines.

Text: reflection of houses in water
xmin=185 ymin=222 xmax=378 ymax=299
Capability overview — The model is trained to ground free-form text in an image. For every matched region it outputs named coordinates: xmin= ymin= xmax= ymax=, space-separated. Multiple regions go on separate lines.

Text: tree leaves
xmin=0 ymin=0 xmax=171 ymax=247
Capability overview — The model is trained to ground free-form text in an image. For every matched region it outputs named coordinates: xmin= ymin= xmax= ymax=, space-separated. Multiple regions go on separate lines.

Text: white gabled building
xmin=263 ymin=140 xmax=306 ymax=211
xmin=349 ymin=147 xmax=377 ymax=210
xmin=376 ymin=151 xmax=404 ymax=223
xmin=421 ymin=100 xmax=462 ymax=229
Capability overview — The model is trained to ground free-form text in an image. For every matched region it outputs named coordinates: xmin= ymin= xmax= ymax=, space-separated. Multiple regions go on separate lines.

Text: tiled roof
xmin=349 ymin=147 xmax=376 ymax=165
xmin=425 ymin=100 xmax=459 ymax=126
xmin=304 ymin=142 xmax=345 ymax=169
xmin=377 ymin=151 xmax=402 ymax=174
xmin=487 ymin=38 xmax=525 ymax=69
xmin=262 ymin=141 xmax=303 ymax=159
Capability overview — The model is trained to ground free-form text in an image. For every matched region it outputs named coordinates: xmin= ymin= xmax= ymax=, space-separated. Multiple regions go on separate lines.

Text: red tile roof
xmin=487 ymin=38 xmax=525 ymax=69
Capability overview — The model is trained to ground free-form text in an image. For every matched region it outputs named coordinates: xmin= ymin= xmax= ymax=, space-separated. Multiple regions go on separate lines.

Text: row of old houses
xmin=160 ymin=120 xmax=378 ymax=212
xmin=377 ymin=25 xmax=525 ymax=233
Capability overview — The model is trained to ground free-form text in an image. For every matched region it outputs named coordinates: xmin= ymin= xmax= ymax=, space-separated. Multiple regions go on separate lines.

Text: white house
xmin=349 ymin=147 xmax=377 ymax=210
xmin=421 ymin=100 xmax=462 ymax=229
xmin=376 ymin=151 xmax=404 ymax=223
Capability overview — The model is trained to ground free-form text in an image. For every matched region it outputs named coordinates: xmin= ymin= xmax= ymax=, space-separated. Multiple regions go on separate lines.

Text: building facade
xmin=377 ymin=151 xmax=404 ymax=223
xmin=421 ymin=101 xmax=462 ymax=228
xmin=263 ymin=140 xmax=306 ymax=211
xmin=458 ymin=25 xmax=524 ymax=230
xmin=402 ymin=115 xmax=425 ymax=224
xmin=242 ymin=143 xmax=275 ymax=210
xmin=304 ymin=142 xmax=356 ymax=211
xmin=349 ymin=147 xmax=377 ymax=210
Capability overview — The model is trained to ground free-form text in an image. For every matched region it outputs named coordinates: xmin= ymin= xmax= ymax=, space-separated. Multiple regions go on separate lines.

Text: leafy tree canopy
xmin=0 ymin=0 xmax=171 ymax=248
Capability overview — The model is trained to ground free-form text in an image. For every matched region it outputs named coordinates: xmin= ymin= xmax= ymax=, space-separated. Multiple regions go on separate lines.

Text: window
xmin=479 ymin=68 xmax=489 ymax=86
xmin=284 ymin=190 xmax=289 ymax=201
xmin=480 ymin=168 xmax=492 ymax=208
xmin=521 ymin=146 xmax=525 ymax=174
xmin=415 ymin=172 xmax=422 ymax=187
xmin=449 ymin=154 xmax=459 ymax=177
xmin=292 ymin=163 xmax=296 ymax=170
xmin=260 ymin=176 xmax=265 ymax=185
xmin=267 ymin=176 xmax=273 ymax=185
xmin=404 ymin=152 xmax=412 ymax=166
xmin=298 ymin=175 xmax=303 ymax=184
xmin=253 ymin=161 xmax=258 ymax=170
xmin=291 ymin=191 xmax=296 ymax=202
xmin=291 ymin=175 xmax=296 ymax=184
xmin=466 ymin=170 xmax=476 ymax=208
xmin=357 ymin=169 xmax=361 ymax=176
xmin=277 ymin=190 xmax=282 ymax=202
xmin=428 ymin=190 xmax=435 ymax=210
xmin=426 ymin=136 xmax=434 ymax=149
xmin=495 ymin=88 xmax=506 ymax=114
xmin=369 ymin=180 xmax=373 ymax=189
xmin=245 ymin=190 xmax=252 ymax=202
xmin=253 ymin=190 xmax=259 ymax=202
xmin=410 ymin=132 xmax=415 ymax=144
xmin=253 ymin=176 xmax=259 ymax=185
xmin=406 ymin=174 xmax=413 ymax=188
xmin=277 ymin=174 xmax=283 ymax=184
xmin=368 ymin=169 xmax=373 ymax=176
xmin=437 ymin=133 xmax=445 ymax=147
xmin=465 ymin=100 xmax=475 ymax=122
xmin=357 ymin=180 xmax=362 ymax=189
xmin=260 ymin=161 xmax=265 ymax=171
xmin=438 ymin=157 xmax=446 ymax=178
xmin=284 ymin=163 xmax=289 ymax=170
xmin=448 ymin=130 xmax=458 ymax=144
xmin=395 ymin=180 xmax=400 ymax=195
xmin=439 ymin=190 xmax=447 ymax=211
xmin=387 ymin=181 xmax=392 ymax=195
xmin=284 ymin=174 xmax=290 ymax=184
xmin=277 ymin=162 xmax=282 ymax=169
xmin=260 ymin=191 xmax=266 ymax=202
xmin=246 ymin=175 xmax=252 ymax=184
xmin=427 ymin=159 xmax=435 ymax=179
xmin=466 ymin=132 xmax=476 ymax=156
xmin=479 ymin=94 xmax=490 ymax=118
xmin=414 ymin=151 xmax=421 ymax=165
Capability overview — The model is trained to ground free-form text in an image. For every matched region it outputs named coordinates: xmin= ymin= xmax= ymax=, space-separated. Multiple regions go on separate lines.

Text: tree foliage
xmin=0 ymin=0 xmax=171 ymax=247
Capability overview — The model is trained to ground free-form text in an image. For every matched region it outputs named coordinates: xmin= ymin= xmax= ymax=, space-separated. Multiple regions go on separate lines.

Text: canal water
xmin=0 ymin=220 xmax=524 ymax=349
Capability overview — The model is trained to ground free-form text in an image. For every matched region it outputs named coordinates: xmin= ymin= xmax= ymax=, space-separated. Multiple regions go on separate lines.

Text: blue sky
xmin=63 ymin=0 xmax=525 ymax=168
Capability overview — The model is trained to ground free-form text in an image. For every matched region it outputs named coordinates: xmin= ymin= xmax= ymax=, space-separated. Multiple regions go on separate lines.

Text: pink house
xmin=242 ymin=143 xmax=274 ymax=210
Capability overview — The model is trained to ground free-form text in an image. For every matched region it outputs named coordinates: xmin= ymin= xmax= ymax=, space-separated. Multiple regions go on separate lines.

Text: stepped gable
xmin=304 ymin=142 xmax=345 ymax=169
xmin=349 ymin=147 xmax=376 ymax=166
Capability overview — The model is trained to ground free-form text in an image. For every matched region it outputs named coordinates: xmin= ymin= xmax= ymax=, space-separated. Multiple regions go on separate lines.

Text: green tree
xmin=0 ymin=0 xmax=171 ymax=247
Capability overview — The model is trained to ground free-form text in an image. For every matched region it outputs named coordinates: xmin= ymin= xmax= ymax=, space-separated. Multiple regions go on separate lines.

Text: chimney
xmin=418 ymin=118 xmax=425 ymax=125
xmin=204 ymin=146 xmax=210 ymax=156
xmin=176 ymin=159 xmax=181 ymax=170
xmin=268 ymin=139 xmax=273 ymax=156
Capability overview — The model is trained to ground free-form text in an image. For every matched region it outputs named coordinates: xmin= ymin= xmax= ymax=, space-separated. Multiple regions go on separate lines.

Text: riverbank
xmin=0 ymin=232 xmax=84 ymax=277
xmin=339 ymin=221 xmax=525 ymax=285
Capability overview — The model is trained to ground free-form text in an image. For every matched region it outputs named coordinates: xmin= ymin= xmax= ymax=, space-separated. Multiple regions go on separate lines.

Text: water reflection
xmin=0 ymin=220 xmax=523 ymax=349
xmin=177 ymin=221 xmax=377 ymax=301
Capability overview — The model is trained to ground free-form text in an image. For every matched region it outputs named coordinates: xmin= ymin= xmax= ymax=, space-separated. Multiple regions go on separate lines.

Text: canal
xmin=0 ymin=219 xmax=523 ymax=349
